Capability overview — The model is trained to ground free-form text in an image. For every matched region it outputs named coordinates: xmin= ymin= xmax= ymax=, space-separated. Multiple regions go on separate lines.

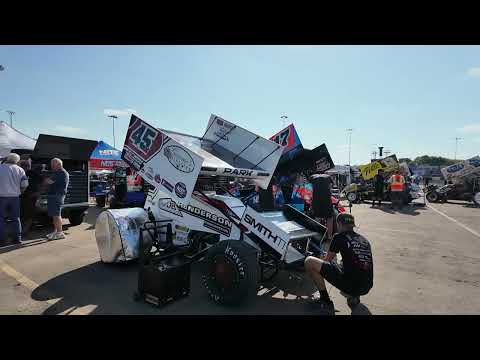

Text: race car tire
xmin=473 ymin=192 xmax=480 ymax=206
xmin=347 ymin=192 xmax=357 ymax=203
xmin=202 ymin=240 xmax=259 ymax=306
xmin=426 ymin=192 xmax=439 ymax=203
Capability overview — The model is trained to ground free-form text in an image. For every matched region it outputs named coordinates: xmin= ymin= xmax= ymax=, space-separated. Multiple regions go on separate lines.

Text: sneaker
xmin=308 ymin=297 xmax=335 ymax=311
xmin=45 ymin=231 xmax=57 ymax=239
xmin=51 ymin=232 xmax=65 ymax=240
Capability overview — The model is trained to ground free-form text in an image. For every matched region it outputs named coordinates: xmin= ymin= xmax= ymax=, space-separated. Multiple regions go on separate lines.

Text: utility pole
xmin=108 ymin=115 xmax=118 ymax=148
xmin=281 ymin=115 xmax=288 ymax=128
xmin=454 ymin=137 xmax=462 ymax=160
xmin=346 ymin=128 xmax=353 ymax=184
xmin=5 ymin=110 xmax=15 ymax=127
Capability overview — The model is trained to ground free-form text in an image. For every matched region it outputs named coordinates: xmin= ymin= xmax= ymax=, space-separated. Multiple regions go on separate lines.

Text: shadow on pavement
xmin=31 ymin=258 xmax=365 ymax=315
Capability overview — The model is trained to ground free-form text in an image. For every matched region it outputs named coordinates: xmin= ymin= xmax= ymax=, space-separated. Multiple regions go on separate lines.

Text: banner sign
xmin=122 ymin=115 xmax=203 ymax=204
xmin=441 ymin=156 xmax=480 ymax=181
xmin=270 ymin=124 xmax=303 ymax=155
xmin=89 ymin=159 xmax=128 ymax=170
xmin=359 ymin=155 xmax=399 ymax=180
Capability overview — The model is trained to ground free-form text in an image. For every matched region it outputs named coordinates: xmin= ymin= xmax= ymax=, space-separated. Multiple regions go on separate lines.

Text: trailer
xmin=95 ymin=114 xmax=332 ymax=305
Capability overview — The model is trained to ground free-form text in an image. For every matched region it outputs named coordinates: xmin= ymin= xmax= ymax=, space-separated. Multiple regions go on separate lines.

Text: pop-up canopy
xmin=90 ymin=141 xmax=128 ymax=170
xmin=0 ymin=121 xmax=37 ymax=158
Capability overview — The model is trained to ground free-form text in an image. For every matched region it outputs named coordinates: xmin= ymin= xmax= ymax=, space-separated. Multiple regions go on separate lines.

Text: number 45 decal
xmin=130 ymin=124 xmax=159 ymax=154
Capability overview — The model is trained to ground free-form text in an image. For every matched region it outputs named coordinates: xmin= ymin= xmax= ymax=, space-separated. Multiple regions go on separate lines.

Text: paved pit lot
xmin=1 ymin=200 xmax=480 ymax=315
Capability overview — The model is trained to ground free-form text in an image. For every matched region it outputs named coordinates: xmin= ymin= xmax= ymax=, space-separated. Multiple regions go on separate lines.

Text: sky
xmin=1 ymin=45 xmax=480 ymax=165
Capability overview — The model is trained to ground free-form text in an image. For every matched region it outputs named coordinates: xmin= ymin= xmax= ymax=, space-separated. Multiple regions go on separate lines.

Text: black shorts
xmin=319 ymin=262 xmax=371 ymax=297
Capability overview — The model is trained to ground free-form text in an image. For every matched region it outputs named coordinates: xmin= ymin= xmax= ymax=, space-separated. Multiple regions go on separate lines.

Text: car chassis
xmin=96 ymin=114 xmax=330 ymax=305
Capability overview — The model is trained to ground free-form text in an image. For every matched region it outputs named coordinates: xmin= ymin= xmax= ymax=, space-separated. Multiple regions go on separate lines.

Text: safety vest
xmin=390 ymin=174 xmax=405 ymax=191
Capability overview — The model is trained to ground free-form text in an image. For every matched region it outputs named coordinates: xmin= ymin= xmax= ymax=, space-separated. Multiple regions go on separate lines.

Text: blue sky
xmin=1 ymin=45 xmax=480 ymax=165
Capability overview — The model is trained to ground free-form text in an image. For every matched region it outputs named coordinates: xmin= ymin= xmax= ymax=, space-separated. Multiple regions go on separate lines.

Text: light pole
xmin=346 ymin=128 xmax=353 ymax=184
xmin=281 ymin=115 xmax=288 ymax=128
xmin=6 ymin=110 xmax=15 ymax=127
xmin=108 ymin=115 xmax=118 ymax=148
xmin=454 ymin=137 xmax=462 ymax=160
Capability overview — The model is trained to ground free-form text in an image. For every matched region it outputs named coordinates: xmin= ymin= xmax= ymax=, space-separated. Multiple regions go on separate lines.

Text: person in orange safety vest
xmin=388 ymin=170 xmax=405 ymax=210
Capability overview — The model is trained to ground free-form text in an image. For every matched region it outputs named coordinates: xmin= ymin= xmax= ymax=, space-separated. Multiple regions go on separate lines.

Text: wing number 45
xmin=130 ymin=124 xmax=158 ymax=154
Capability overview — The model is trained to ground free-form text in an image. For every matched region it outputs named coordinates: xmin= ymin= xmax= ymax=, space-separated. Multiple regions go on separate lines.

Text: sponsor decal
xmin=124 ymin=116 xmax=164 ymax=162
xmin=243 ymin=213 xmax=287 ymax=250
xmin=164 ymin=145 xmax=195 ymax=173
xmin=158 ymin=199 xmax=183 ymax=217
xmin=447 ymin=163 xmax=465 ymax=173
xmin=99 ymin=149 xmax=120 ymax=156
xmin=175 ymin=182 xmax=187 ymax=199
xmin=176 ymin=203 xmax=232 ymax=236
xmin=161 ymin=179 xmax=174 ymax=193
xmin=224 ymin=244 xmax=246 ymax=278
xmin=154 ymin=174 xmax=161 ymax=184
xmin=223 ymin=168 xmax=254 ymax=177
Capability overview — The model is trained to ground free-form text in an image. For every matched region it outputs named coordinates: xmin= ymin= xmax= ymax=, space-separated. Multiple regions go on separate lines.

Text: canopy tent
xmin=89 ymin=140 xmax=128 ymax=170
xmin=0 ymin=121 xmax=37 ymax=158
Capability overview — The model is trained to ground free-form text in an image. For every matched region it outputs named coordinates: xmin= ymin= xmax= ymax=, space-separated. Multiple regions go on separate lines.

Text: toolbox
xmin=135 ymin=254 xmax=191 ymax=307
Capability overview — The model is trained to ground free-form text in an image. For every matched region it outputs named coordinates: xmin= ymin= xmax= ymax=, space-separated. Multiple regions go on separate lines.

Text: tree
xmin=398 ymin=158 xmax=413 ymax=164
xmin=412 ymin=155 xmax=458 ymax=167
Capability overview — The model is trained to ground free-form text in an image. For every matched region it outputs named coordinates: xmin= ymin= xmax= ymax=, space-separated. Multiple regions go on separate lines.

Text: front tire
xmin=202 ymin=240 xmax=259 ymax=306
xmin=347 ymin=192 xmax=357 ymax=203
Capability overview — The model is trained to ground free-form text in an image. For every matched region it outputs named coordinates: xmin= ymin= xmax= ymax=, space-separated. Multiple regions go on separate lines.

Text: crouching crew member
xmin=305 ymin=213 xmax=374 ymax=312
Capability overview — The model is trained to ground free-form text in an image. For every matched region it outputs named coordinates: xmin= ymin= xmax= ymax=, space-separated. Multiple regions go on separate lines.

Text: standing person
xmin=388 ymin=170 xmax=405 ymax=210
xmin=45 ymin=158 xmax=69 ymax=240
xmin=371 ymin=169 xmax=385 ymax=207
xmin=0 ymin=153 xmax=29 ymax=245
xmin=291 ymin=174 xmax=306 ymax=212
xmin=305 ymin=213 xmax=373 ymax=312
xmin=272 ymin=183 xmax=285 ymax=210
xmin=309 ymin=173 xmax=334 ymax=241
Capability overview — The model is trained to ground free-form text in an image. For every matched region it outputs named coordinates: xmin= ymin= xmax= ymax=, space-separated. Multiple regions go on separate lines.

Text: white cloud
xmin=457 ymin=123 xmax=480 ymax=134
xmin=54 ymin=126 xmax=87 ymax=135
xmin=467 ymin=67 xmax=480 ymax=77
xmin=103 ymin=108 xmax=137 ymax=117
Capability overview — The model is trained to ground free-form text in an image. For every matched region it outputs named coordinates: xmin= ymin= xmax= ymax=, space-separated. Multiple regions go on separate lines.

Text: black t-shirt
xmin=330 ymin=230 xmax=373 ymax=288
xmin=374 ymin=174 xmax=384 ymax=191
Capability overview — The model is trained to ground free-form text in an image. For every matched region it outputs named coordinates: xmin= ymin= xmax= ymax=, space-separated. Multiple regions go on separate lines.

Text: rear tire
xmin=426 ymin=192 xmax=439 ymax=203
xmin=68 ymin=211 xmax=85 ymax=226
xmin=202 ymin=240 xmax=259 ymax=306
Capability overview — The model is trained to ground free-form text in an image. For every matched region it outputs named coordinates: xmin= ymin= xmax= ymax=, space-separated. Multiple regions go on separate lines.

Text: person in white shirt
xmin=0 ymin=153 xmax=29 ymax=245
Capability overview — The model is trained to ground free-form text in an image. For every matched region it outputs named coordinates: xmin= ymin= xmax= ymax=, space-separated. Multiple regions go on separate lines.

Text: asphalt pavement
xmin=1 ymin=199 xmax=479 ymax=315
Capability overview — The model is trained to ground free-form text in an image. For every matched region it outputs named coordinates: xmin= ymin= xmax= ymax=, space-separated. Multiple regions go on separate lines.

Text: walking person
xmin=388 ymin=170 xmax=405 ymax=210
xmin=0 ymin=153 xmax=29 ymax=246
xmin=371 ymin=169 xmax=385 ymax=207
xmin=45 ymin=158 xmax=69 ymax=240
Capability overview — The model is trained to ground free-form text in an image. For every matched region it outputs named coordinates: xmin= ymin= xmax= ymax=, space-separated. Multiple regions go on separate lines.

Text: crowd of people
xmin=0 ymin=153 xmax=69 ymax=246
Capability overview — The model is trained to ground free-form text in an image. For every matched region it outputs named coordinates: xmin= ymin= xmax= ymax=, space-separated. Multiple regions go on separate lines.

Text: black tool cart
xmin=134 ymin=220 xmax=191 ymax=307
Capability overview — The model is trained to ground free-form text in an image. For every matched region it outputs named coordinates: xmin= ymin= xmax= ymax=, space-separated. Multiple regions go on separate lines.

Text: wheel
xmin=96 ymin=195 xmax=106 ymax=207
xmin=202 ymin=240 xmax=259 ymax=306
xmin=347 ymin=192 xmax=357 ymax=203
xmin=68 ymin=211 xmax=85 ymax=226
xmin=426 ymin=191 xmax=439 ymax=203
xmin=473 ymin=192 xmax=480 ymax=206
